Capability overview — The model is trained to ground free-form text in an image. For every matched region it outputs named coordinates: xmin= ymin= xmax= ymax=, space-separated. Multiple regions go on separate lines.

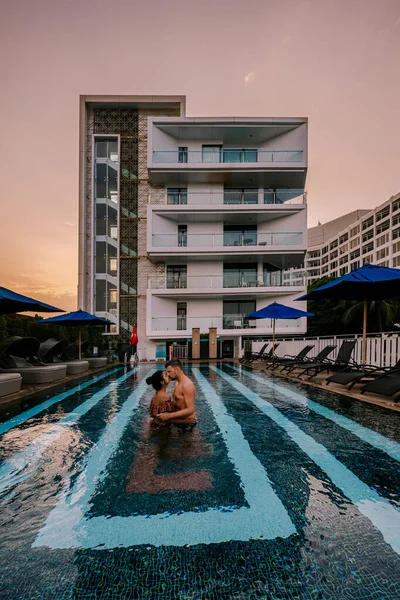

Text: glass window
xmin=223 ymin=300 xmax=256 ymax=329
xmin=95 ymin=163 xmax=107 ymax=198
xmin=95 ymin=279 xmax=107 ymax=312
xmin=167 ymin=265 xmax=187 ymax=289
xmin=224 ymin=225 xmax=257 ymax=246
xmin=178 ymin=225 xmax=187 ymax=247
xmin=95 ymin=203 xmax=107 ymax=235
xmin=178 ymin=147 xmax=188 ymax=163
xmin=224 ymin=188 xmax=258 ymax=204
xmin=167 ymin=188 xmax=187 ymax=205
xmin=177 ymin=302 xmax=187 ymax=330
xmin=109 ymin=258 xmax=117 ymax=273
xmin=202 ymin=145 xmax=221 ymax=163
xmin=95 ymin=242 xmax=107 ymax=273
xmin=109 ymin=288 xmax=117 ymax=305
xmin=223 ymin=263 xmax=257 ymax=287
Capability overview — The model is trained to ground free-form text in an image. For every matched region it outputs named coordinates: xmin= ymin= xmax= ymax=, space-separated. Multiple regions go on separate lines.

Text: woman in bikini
xmin=146 ymin=370 xmax=175 ymax=430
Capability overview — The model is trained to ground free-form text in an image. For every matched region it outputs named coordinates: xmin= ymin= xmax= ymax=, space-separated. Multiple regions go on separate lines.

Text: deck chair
xmin=361 ymin=369 xmax=400 ymax=401
xmin=296 ymin=340 xmax=356 ymax=380
xmin=239 ymin=343 xmax=269 ymax=364
xmin=260 ymin=343 xmax=280 ymax=365
xmin=283 ymin=345 xmax=336 ymax=374
xmin=325 ymin=359 xmax=400 ymax=390
xmin=268 ymin=345 xmax=315 ymax=371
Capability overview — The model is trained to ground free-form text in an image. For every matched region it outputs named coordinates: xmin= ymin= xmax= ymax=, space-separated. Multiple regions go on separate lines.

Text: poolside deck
xmin=245 ymin=360 xmax=400 ymax=413
xmin=0 ymin=363 xmax=119 ymax=416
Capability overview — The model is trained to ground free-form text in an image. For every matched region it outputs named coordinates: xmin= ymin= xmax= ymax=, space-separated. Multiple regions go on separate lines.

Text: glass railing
xmin=148 ymin=273 xmax=306 ymax=289
xmin=149 ymin=190 xmax=306 ymax=205
xmin=151 ymin=315 xmax=304 ymax=332
xmin=152 ymin=149 xmax=304 ymax=164
xmin=151 ymin=232 xmax=303 ymax=248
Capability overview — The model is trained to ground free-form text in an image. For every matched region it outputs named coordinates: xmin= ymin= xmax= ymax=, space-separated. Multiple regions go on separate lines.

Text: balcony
xmin=151 ymin=189 xmax=306 ymax=206
xmin=148 ymin=272 xmax=306 ymax=296
xmin=149 ymin=314 xmax=305 ymax=337
xmin=152 ymin=149 xmax=304 ymax=164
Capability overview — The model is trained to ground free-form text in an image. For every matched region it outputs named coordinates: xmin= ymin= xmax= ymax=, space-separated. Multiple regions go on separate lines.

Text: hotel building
xmin=78 ymin=95 xmax=308 ymax=360
xmin=305 ymin=192 xmax=400 ymax=285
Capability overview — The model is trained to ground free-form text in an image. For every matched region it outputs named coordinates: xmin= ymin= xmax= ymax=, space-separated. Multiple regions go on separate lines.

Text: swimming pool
xmin=0 ymin=363 xmax=399 ymax=599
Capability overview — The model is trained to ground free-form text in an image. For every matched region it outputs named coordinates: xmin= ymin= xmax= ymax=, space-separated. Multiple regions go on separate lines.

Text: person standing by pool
xmin=158 ymin=359 xmax=197 ymax=432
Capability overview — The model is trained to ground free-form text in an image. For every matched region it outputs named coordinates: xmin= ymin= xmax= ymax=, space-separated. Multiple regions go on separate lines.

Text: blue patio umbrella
xmin=0 ymin=286 xmax=65 ymax=315
xmin=246 ymin=302 xmax=314 ymax=348
xmin=295 ymin=263 xmax=400 ymax=363
xmin=39 ymin=309 xmax=113 ymax=359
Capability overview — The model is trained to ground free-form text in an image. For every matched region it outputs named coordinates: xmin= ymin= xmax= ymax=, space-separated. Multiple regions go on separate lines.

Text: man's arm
xmin=158 ymin=381 xmax=195 ymax=421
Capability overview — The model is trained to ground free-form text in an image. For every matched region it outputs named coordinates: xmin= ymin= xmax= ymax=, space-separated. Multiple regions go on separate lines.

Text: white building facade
xmin=78 ymin=96 xmax=308 ymax=360
xmin=304 ymin=192 xmax=400 ymax=285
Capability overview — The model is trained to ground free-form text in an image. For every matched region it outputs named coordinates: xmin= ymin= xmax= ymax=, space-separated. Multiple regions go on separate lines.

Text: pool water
xmin=0 ymin=363 xmax=399 ymax=599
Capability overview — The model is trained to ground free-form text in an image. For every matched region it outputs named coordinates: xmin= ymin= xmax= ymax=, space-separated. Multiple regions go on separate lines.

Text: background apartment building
xmin=78 ymin=96 xmax=308 ymax=360
xmin=304 ymin=192 xmax=400 ymax=285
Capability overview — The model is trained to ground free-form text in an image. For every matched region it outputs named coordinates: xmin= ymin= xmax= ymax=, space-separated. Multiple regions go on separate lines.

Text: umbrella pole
xmin=79 ymin=326 xmax=82 ymax=360
xmin=362 ymin=297 xmax=367 ymax=365
xmin=272 ymin=319 xmax=276 ymax=354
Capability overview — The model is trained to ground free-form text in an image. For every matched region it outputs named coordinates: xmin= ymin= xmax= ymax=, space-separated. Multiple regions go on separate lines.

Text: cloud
xmin=244 ymin=71 xmax=255 ymax=87
xmin=64 ymin=221 xmax=75 ymax=227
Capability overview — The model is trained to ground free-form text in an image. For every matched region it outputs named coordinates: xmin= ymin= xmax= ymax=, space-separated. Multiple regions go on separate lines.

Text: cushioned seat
xmin=86 ymin=357 xmax=108 ymax=369
xmin=0 ymin=364 xmax=67 ymax=384
xmin=0 ymin=373 xmax=22 ymax=397
xmin=64 ymin=360 xmax=89 ymax=375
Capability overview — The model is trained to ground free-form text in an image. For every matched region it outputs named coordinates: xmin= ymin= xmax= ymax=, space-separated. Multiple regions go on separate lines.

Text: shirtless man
xmin=157 ymin=359 xmax=197 ymax=432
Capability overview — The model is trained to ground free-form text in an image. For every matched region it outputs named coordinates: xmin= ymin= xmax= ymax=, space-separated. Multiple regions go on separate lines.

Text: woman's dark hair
xmin=146 ymin=370 xmax=164 ymax=391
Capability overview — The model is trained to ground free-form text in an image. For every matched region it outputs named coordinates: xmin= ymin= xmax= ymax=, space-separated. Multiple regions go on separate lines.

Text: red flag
xmin=130 ymin=325 xmax=138 ymax=346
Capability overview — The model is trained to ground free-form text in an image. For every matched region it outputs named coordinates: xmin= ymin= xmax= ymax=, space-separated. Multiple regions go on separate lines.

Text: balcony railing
xmin=148 ymin=273 xmax=306 ymax=289
xmin=151 ymin=315 xmax=304 ymax=332
xmin=151 ymin=231 xmax=303 ymax=248
xmin=152 ymin=189 xmax=306 ymax=206
xmin=153 ymin=149 xmax=304 ymax=164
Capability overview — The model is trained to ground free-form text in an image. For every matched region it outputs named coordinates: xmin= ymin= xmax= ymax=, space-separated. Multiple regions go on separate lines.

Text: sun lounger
xmin=39 ymin=338 xmax=89 ymax=375
xmin=296 ymin=340 xmax=356 ymax=380
xmin=0 ymin=372 xmax=22 ymax=397
xmin=240 ymin=343 xmax=269 ymax=365
xmin=267 ymin=345 xmax=315 ymax=370
xmin=361 ymin=369 xmax=400 ymax=401
xmin=325 ymin=359 xmax=400 ymax=389
xmin=283 ymin=345 xmax=336 ymax=374
xmin=86 ymin=357 xmax=108 ymax=369
xmin=0 ymin=337 xmax=68 ymax=384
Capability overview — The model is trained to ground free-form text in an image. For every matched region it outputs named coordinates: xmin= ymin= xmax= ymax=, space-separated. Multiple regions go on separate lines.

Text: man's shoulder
xmin=183 ymin=376 xmax=195 ymax=390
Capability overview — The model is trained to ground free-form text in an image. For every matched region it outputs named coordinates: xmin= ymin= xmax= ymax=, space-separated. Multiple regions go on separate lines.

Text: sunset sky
xmin=1 ymin=0 xmax=399 ymax=311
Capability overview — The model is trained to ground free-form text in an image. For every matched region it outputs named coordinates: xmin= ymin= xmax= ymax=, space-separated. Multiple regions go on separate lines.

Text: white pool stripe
xmin=226 ymin=364 xmax=400 ymax=464
xmin=33 ymin=368 xmax=295 ymax=549
xmin=0 ymin=368 xmax=142 ymax=496
xmin=0 ymin=367 xmax=123 ymax=436
xmin=211 ymin=366 xmax=400 ymax=556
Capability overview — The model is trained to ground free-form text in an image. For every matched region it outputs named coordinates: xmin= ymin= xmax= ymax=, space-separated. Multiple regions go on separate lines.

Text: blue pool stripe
xmin=0 ymin=367 xmax=142 ymax=496
xmin=211 ymin=366 xmax=400 ymax=556
xmin=33 ymin=368 xmax=296 ymax=549
xmin=0 ymin=367 xmax=123 ymax=436
xmin=226 ymin=364 xmax=400 ymax=464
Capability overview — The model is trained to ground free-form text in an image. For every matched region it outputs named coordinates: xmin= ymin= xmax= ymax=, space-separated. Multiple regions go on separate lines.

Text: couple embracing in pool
xmin=146 ymin=359 xmax=197 ymax=433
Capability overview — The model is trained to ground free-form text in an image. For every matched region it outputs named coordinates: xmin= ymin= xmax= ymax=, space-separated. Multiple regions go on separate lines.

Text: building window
xmin=363 ymin=255 xmax=373 ymax=265
xmin=350 ymin=260 xmax=360 ymax=270
xmin=393 ymin=255 xmax=400 ymax=267
xmin=376 ymin=220 xmax=390 ymax=235
xmin=223 ymin=148 xmax=257 ymax=163
xmin=223 ymin=263 xmax=257 ymax=287
xmin=377 ymin=234 xmax=389 ymax=247
xmin=224 ymin=188 xmax=258 ymax=204
xmin=109 ymin=258 xmax=117 ymax=273
xmin=393 ymin=227 xmax=400 ymax=240
xmin=350 ymin=249 xmax=360 ymax=261
xmin=393 ymin=199 xmax=400 ymax=213
xmin=350 ymin=238 xmax=359 ymax=249
xmin=393 ymin=214 xmax=400 ymax=227
xmin=362 ymin=242 xmax=374 ymax=255
xmin=393 ymin=241 xmax=400 ymax=254
xmin=339 ymin=233 xmax=349 ymax=244
xmin=167 ymin=188 xmax=187 ymax=205
xmin=339 ymin=244 xmax=348 ymax=254
xmin=377 ymin=247 xmax=388 ymax=261
xmin=362 ymin=217 xmax=374 ymax=230
xmin=224 ymin=225 xmax=257 ymax=246
xmin=178 ymin=225 xmax=187 ymax=247
xmin=178 ymin=147 xmax=188 ymax=163
xmin=339 ymin=256 xmax=348 ymax=266
xmin=177 ymin=302 xmax=187 ymax=330
xmin=362 ymin=230 xmax=374 ymax=243
xmin=350 ymin=225 xmax=360 ymax=237
xmin=223 ymin=300 xmax=256 ymax=329
xmin=376 ymin=207 xmax=390 ymax=221
xmin=202 ymin=145 xmax=221 ymax=163
xmin=167 ymin=265 xmax=187 ymax=289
